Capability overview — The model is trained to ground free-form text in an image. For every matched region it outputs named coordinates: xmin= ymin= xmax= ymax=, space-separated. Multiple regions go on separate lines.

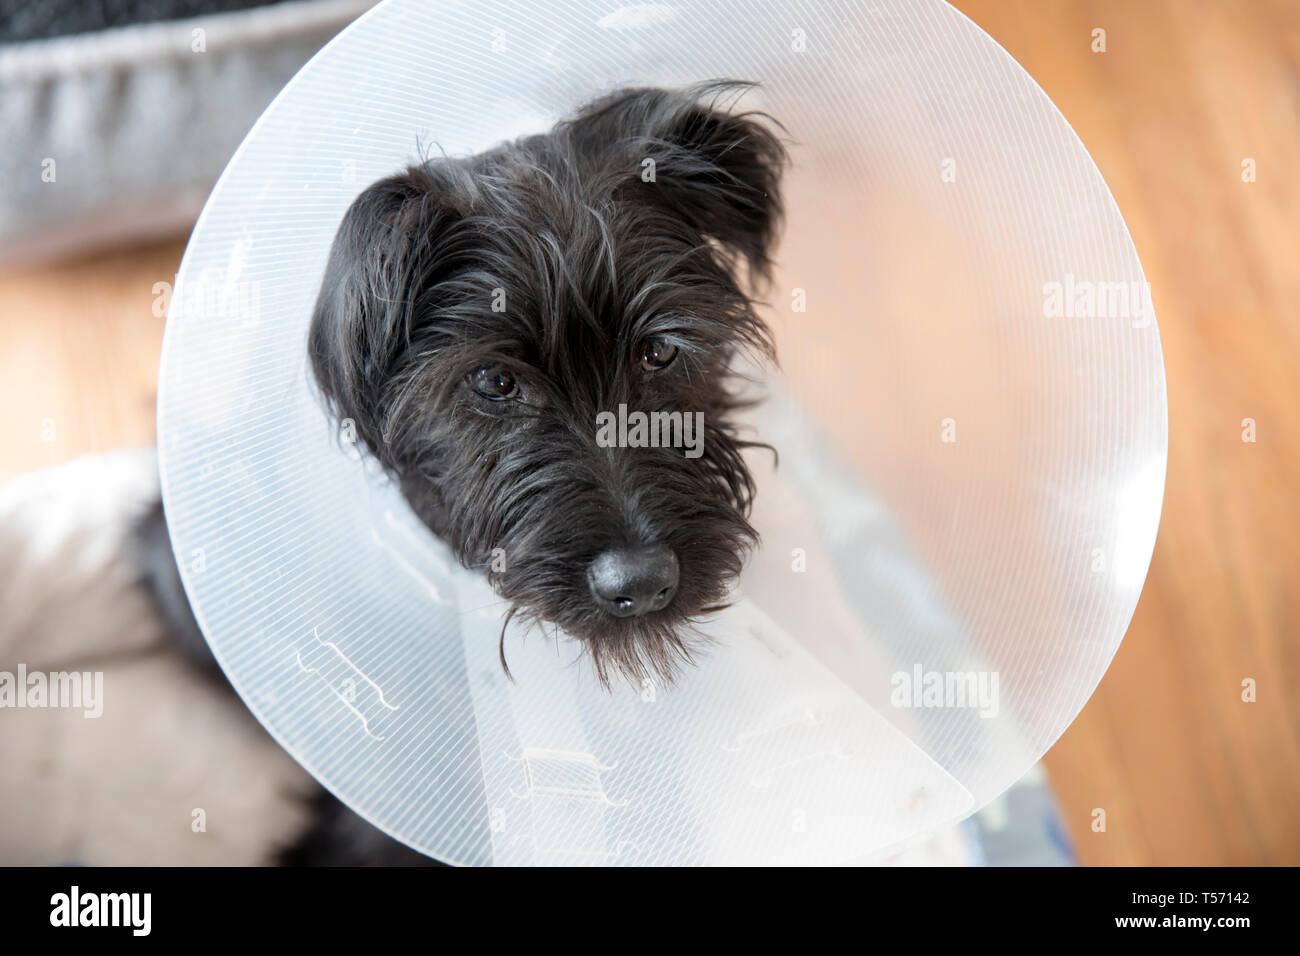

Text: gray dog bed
xmin=0 ymin=0 xmax=374 ymax=264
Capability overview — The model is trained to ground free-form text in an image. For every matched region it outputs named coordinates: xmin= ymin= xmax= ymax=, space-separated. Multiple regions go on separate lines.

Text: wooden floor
xmin=1 ymin=0 xmax=1296 ymax=864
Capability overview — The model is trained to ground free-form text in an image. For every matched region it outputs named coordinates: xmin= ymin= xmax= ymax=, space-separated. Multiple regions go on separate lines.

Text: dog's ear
xmin=570 ymin=82 xmax=788 ymax=281
xmin=308 ymin=167 xmax=459 ymax=466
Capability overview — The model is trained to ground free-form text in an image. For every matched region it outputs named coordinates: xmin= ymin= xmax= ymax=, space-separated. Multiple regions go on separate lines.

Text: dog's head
xmin=309 ymin=82 xmax=787 ymax=685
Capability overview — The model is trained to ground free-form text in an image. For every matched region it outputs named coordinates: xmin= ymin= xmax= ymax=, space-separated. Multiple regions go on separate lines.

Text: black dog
xmin=309 ymin=81 xmax=787 ymax=685
xmin=130 ymin=82 xmax=784 ymax=864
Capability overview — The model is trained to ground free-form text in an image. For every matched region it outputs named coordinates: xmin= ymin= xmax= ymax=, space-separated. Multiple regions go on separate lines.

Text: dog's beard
xmin=413 ymin=415 xmax=763 ymax=688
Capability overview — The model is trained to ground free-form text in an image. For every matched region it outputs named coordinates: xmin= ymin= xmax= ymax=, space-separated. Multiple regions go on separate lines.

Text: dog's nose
xmin=587 ymin=545 xmax=680 ymax=618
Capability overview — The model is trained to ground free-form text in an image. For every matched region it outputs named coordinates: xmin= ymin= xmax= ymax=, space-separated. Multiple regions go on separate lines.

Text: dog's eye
xmin=640 ymin=336 xmax=678 ymax=371
xmin=468 ymin=367 xmax=518 ymax=401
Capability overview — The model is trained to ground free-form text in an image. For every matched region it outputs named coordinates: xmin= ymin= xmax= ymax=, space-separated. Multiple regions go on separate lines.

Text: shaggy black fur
xmin=309 ymin=81 xmax=788 ymax=685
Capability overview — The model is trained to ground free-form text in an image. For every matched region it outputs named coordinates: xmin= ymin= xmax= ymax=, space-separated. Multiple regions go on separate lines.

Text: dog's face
xmin=309 ymin=83 xmax=786 ymax=685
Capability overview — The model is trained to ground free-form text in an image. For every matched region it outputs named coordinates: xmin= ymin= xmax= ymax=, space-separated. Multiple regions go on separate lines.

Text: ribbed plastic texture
xmin=158 ymin=0 xmax=1167 ymax=865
